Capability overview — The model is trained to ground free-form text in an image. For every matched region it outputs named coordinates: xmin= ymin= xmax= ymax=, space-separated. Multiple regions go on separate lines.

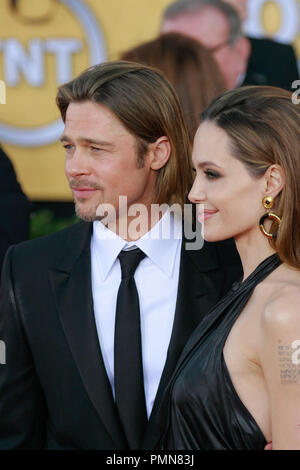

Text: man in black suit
xmin=0 ymin=146 xmax=30 ymax=276
xmin=0 ymin=61 xmax=241 ymax=450
xmin=224 ymin=0 xmax=299 ymax=89
xmin=244 ymin=36 xmax=299 ymax=89
xmin=161 ymin=0 xmax=299 ymax=90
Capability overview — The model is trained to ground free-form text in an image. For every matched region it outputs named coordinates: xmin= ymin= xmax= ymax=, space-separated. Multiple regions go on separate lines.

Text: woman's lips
xmin=72 ymin=188 xmax=98 ymax=199
xmin=198 ymin=210 xmax=218 ymax=223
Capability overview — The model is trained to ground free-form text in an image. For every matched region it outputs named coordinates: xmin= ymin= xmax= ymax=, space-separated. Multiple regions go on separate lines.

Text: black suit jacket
xmin=0 ymin=221 xmax=242 ymax=449
xmin=0 ymin=146 xmax=30 ymax=275
xmin=243 ymin=37 xmax=299 ymax=90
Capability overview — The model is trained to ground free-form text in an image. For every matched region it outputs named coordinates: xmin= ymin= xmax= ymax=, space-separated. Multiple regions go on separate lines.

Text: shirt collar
xmin=92 ymin=209 xmax=182 ymax=281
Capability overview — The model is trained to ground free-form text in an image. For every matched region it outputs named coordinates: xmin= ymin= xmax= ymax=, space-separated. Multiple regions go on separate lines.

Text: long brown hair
xmin=121 ymin=33 xmax=226 ymax=142
xmin=201 ymin=85 xmax=300 ymax=269
xmin=56 ymin=61 xmax=192 ymax=210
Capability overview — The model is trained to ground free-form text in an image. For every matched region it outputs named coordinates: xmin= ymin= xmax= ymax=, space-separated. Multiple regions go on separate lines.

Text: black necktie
xmin=114 ymin=248 xmax=147 ymax=449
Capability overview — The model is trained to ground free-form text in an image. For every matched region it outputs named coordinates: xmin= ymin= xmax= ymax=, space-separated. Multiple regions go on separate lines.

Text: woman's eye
xmin=204 ymin=169 xmax=220 ymax=179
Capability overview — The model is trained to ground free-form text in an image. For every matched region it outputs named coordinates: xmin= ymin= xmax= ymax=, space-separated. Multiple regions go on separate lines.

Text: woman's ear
xmin=264 ymin=164 xmax=285 ymax=198
xmin=149 ymin=136 xmax=171 ymax=170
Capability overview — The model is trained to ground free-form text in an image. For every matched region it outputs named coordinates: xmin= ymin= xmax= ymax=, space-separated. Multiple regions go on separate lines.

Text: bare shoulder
xmin=261 ymin=271 xmax=300 ymax=336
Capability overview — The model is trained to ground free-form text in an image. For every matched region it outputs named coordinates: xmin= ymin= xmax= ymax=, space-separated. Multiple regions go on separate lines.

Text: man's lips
xmin=71 ymin=187 xmax=98 ymax=199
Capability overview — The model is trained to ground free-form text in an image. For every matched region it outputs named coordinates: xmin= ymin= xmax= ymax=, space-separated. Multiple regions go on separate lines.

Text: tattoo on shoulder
xmin=278 ymin=340 xmax=300 ymax=384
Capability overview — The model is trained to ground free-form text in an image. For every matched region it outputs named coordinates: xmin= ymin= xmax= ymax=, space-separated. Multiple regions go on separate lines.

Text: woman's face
xmin=189 ymin=121 xmax=265 ymax=242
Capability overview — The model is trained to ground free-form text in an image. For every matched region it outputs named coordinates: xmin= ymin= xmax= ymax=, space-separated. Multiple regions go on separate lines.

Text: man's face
xmin=62 ymin=101 xmax=157 ymax=224
xmin=162 ymin=7 xmax=246 ymax=89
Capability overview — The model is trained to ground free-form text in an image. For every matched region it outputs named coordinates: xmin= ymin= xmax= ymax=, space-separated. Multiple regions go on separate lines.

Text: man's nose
xmin=65 ymin=149 xmax=91 ymax=178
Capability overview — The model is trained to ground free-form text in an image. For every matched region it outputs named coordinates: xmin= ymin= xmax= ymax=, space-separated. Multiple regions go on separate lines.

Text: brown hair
xmin=121 ymin=33 xmax=226 ymax=142
xmin=201 ymin=85 xmax=300 ymax=269
xmin=56 ymin=60 xmax=192 ymax=209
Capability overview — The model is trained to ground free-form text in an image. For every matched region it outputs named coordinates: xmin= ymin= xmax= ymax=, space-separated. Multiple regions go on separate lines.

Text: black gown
xmin=161 ymin=253 xmax=281 ymax=450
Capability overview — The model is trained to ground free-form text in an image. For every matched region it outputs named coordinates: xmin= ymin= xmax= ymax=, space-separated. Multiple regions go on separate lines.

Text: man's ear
xmin=264 ymin=164 xmax=286 ymax=199
xmin=149 ymin=136 xmax=171 ymax=170
xmin=235 ymin=36 xmax=251 ymax=65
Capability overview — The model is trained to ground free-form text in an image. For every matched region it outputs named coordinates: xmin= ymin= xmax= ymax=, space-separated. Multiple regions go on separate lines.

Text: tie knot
xmin=118 ymin=248 xmax=146 ymax=279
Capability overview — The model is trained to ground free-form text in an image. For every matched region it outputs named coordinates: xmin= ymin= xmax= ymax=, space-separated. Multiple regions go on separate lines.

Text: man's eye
xmin=63 ymin=144 xmax=73 ymax=150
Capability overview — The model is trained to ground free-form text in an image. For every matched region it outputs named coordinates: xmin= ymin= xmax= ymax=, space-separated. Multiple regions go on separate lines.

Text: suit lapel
xmin=142 ymin=238 xmax=223 ymax=449
xmin=49 ymin=222 xmax=127 ymax=449
xmin=48 ymin=222 xmax=239 ymax=450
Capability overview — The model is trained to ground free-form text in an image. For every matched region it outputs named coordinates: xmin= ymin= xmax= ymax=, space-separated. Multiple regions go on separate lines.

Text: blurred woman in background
xmin=121 ymin=32 xmax=226 ymax=142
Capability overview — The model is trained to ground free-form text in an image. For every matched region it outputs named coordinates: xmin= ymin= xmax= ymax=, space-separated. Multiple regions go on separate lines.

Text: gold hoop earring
xmin=259 ymin=196 xmax=281 ymax=239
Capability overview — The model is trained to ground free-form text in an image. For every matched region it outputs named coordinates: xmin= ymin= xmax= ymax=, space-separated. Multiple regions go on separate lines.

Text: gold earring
xmin=259 ymin=196 xmax=281 ymax=239
xmin=263 ymin=196 xmax=274 ymax=210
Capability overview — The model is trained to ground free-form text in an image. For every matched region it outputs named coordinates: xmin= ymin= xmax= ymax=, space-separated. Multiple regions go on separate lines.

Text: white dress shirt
xmin=90 ymin=210 xmax=182 ymax=418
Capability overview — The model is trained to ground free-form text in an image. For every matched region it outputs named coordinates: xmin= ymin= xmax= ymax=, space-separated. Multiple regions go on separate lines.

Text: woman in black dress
xmin=161 ymin=86 xmax=300 ymax=450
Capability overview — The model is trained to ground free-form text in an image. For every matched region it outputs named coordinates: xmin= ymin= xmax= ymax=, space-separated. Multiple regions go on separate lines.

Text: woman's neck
xmin=235 ymin=228 xmax=277 ymax=282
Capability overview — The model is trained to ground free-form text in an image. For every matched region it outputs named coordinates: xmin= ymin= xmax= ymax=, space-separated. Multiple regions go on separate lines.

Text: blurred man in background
xmin=162 ymin=0 xmax=250 ymax=89
xmin=162 ymin=0 xmax=299 ymax=90
xmin=224 ymin=0 xmax=299 ymax=89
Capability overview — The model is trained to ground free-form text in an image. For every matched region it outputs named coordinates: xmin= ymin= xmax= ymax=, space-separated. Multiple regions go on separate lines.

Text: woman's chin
xmin=201 ymin=228 xmax=227 ymax=243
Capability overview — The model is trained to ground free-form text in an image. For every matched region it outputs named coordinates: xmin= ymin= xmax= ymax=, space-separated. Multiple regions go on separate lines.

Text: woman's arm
xmin=259 ymin=288 xmax=300 ymax=450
